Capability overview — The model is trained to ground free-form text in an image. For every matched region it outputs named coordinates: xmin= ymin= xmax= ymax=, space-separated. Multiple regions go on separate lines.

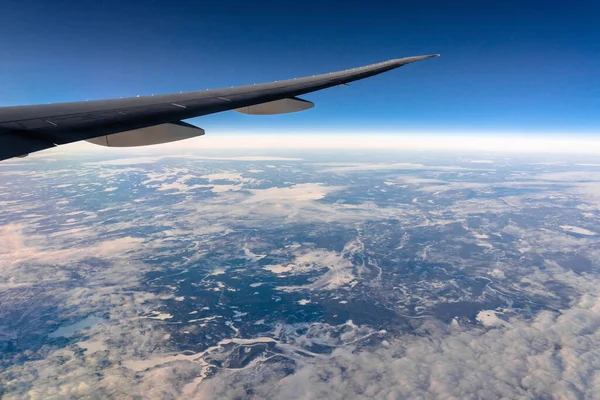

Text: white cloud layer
xmin=49 ymin=133 xmax=600 ymax=155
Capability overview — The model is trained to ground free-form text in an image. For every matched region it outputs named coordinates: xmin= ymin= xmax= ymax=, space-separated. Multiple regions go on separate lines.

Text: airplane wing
xmin=0 ymin=54 xmax=439 ymax=161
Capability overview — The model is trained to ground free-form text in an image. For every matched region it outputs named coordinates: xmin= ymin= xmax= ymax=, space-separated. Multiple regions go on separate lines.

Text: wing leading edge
xmin=0 ymin=54 xmax=439 ymax=161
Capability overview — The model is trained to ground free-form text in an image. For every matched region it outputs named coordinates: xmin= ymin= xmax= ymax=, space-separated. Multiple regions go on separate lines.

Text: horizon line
xmin=19 ymin=131 xmax=600 ymax=157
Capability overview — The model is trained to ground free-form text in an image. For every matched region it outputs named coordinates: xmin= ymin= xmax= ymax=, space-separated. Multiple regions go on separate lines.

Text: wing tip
xmin=395 ymin=54 xmax=440 ymax=65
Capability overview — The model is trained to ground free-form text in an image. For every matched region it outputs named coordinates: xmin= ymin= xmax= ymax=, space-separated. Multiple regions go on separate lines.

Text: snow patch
xmin=560 ymin=225 xmax=596 ymax=236
xmin=264 ymin=264 xmax=294 ymax=274
xmin=476 ymin=310 xmax=509 ymax=328
xmin=145 ymin=312 xmax=173 ymax=321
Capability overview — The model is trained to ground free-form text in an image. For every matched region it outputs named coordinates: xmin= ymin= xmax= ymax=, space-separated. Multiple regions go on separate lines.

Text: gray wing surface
xmin=0 ymin=54 xmax=438 ymax=161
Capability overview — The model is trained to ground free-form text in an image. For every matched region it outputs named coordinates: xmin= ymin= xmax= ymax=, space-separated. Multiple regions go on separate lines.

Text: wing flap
xmin=234 ymin=97 xmax=314 ymax=115
xmin=86 ymin=121 xmax=204 ymax=147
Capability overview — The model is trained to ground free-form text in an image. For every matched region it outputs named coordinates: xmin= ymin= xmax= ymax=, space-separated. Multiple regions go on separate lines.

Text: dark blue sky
xmin=1 ymin=0 xmax=598 ymax=134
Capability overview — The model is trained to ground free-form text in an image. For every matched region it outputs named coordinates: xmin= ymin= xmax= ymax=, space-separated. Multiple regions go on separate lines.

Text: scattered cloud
xmin=195 ymin=293 xmax=600 ymax=400
xmin=320 ymin=162 xmax=473 ymax=173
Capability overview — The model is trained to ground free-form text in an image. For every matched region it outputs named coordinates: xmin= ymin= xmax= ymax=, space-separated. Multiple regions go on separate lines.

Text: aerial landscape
xmin=1 ymin=0 xmax=599 ymax=399
xmin=2 ymin=150 xmax=600 ymax=398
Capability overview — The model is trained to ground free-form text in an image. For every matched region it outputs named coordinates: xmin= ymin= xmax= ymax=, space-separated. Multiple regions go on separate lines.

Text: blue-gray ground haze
xmin=1 ymin=150 xmax=599 ymax=399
